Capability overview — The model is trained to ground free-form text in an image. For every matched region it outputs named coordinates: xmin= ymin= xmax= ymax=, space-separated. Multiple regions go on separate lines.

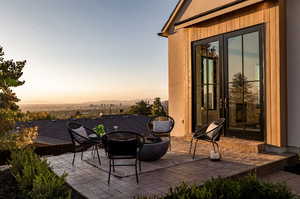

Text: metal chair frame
xmin=102 ymin=131 xmax=145 ymax=184
xmin=147 ymin=115 xmax=175 ymax=151
xmin=189 ymin=118 xmax=225 ymax=159
xmin=66 ymin=122 xmax=102 ymax=166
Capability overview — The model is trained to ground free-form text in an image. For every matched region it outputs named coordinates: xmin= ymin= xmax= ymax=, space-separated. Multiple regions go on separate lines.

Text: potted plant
xmin=93 ymin=124 xmax=106 ymax=137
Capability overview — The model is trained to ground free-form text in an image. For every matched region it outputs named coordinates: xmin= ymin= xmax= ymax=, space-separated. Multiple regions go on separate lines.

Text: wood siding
xmin=168 ymin=1 xmax=286 ymax=146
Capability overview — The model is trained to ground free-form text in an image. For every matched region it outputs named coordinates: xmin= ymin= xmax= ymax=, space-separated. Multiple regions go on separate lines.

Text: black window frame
xmin=191 ymin=24 xmax=265 ymax=141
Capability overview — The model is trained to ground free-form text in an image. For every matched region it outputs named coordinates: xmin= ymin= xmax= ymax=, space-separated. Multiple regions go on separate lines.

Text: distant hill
xmin=19 ymin=100 xmax=138 ymax=112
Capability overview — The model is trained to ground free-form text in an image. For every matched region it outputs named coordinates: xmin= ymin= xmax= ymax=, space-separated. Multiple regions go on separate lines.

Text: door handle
xmin=224 ymin=98 xmax=228 ymax=109
xmin=219 ymin=98 xmax=223 ymax=109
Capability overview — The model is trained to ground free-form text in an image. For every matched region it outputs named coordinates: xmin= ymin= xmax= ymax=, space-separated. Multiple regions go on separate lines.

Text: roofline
xmin=160 ymin=0 xmax=185 ymax=34
xmin=174 ymin=0 xmax=246 ymax=26
xmin=160 ymin=0 xmax=253 ymax=36
xmin=157 ymin=32 xmax=168 ymax=38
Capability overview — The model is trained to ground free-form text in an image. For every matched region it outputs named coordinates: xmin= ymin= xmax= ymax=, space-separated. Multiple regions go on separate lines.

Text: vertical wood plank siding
xmin=168 ymin=1 xmax=286 ymax=146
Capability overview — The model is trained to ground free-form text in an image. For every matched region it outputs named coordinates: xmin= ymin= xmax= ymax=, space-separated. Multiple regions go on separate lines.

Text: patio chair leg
xmin=139 ymin=159 xmax=141 ymax=172
xmin=72 ymin=152 xmax=76 ymax=166
xmin=95 ymin=145 xmax=101 ymax=166
xmin=193 ymin=140 xmax=198 ymax=160
xmin=135 ymin=159 xmax=139 ymax=184
xmin=81 ymin=151 xmax=83 ymax=160
xmin=169 ymin=135 xmax=171 ymax=151
xmin=112 ymin=159 xmax=116 ymax=172
xmin=212 ymin=142 xmax=217 ymax=153
xmin=91 ymin=146 xmax=94 ymax=158
xmin=189 ymin=138 xmax=193 ymax=154
xmin=214 ymin=142 xmax=221 ymax=159
xmin=108 ymin=160 xmax=111 ymax=185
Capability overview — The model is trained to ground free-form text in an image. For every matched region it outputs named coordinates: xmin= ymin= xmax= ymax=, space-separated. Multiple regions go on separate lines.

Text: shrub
xmin=31 ymin=169 xmax=70 ymax=199
xmin=137 ymin=175 xmax=298 ymax=199
xmin=0 ymin=109 xmax=38 ymax=150
xmin=18 ymin=111 xmax=56 ymax=122
xmin=9 ymin=148 xmax=71 ymax=199
xmin=9 ymin=148 xmax=47 ymax=193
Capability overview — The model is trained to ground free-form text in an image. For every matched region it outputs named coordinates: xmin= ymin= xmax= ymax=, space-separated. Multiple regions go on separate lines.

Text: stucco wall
xmin=287 ymin=0 xmax=300 ymax=147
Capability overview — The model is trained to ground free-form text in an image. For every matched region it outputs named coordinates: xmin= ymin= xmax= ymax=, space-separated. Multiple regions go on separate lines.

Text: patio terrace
xmin=47 ymin=137 xmax=295 ymax=199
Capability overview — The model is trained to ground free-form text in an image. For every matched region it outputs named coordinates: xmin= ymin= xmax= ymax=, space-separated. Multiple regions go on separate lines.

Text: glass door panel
xmin=228 ymin=35 xmax=244 ymax=130
xmin=193 ymin=39 xmax=221 ymax=130
xmin=225 ymin=27 xmax=264 ymax=140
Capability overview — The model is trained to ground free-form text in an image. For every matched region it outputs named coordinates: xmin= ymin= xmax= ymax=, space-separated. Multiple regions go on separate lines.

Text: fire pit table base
xmin=139 ymin=138 xmax=170 ymax=161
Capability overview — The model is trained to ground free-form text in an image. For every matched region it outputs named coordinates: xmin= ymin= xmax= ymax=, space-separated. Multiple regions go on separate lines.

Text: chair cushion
xmin=153 ymin=121 xmax=171 ymax=133
xmin=72 ymin=126 xmax=88 ymax=145
xmin=206 ymin=122 xmax=218 ymax=138
xmin=73 ymin=126 xmax=88 ymax=138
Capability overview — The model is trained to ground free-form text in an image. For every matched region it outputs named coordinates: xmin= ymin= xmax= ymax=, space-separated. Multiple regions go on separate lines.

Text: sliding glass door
xmin=192 ymin=24 xmax=264 ymax=141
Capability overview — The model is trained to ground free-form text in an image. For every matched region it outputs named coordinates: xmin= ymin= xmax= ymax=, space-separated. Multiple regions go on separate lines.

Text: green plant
xmin=31 ymin=169 xmax=70 ymax=199
xmin=0 ymin=46 xmax=26 ymax=111
xmin=0 ymin=47 xmax=38 ymax=150
xmin=93 ymin=124 xmax=106 ymax=136
xmin=137 ymin=175 xmax=298 ymax=199
xmin=9 ymin=148 xmax=71 ymax=198
xmin=9 ymin=148 xmax=45 ymax=193
xmin=0 ymin=109 xmax=38 ymax=150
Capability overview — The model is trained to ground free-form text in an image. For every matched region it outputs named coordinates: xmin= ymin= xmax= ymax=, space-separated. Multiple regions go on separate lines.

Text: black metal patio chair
xmin=66 ymin=122 xmax=102 ymax=166
xmin=189 ymin=118 xmax=225 ymax=160
xmin=102 ymin=131 xmax=145 ymax=184
xmin=147 ymin=115 xmax=174 ymax=150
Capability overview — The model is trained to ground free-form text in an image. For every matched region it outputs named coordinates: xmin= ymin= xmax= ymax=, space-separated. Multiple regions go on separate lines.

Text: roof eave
xmin=157 ymin=32 xmax=168 ymax=38
xmin=160 ymin=0 xmax=185 ymax=34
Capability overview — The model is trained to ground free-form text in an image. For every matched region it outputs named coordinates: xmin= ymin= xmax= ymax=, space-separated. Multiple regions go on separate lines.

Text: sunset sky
xmin=0 ymin=0 xmax=177 ymax=104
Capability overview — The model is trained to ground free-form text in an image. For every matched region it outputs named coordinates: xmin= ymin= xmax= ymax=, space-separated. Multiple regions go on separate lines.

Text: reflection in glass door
xmin=224 ymin=26 xmax=264 ymax=140
xmin=192 ymin=38 xmax=222 ymax=129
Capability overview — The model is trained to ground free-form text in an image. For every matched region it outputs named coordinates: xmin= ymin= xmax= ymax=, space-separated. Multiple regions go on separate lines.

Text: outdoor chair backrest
xmin=102 ymin=131 xmax=145 ymax=158
xmin=66 ymin=122 xmax=90 ymax=146
xmin=206 ymin=118 xmax=225 ymax=141
xmin=148 ymin=116 xmax=175 ymax=134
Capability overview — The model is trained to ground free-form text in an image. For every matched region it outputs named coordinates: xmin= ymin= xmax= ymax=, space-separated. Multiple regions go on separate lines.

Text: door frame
xmin=191 ymin=24 xmax=265 ymax=141
xmin=223 ymin=24 xmax=265 ymax=141
xmin=191 ymin=35 xmax=224 ymax=132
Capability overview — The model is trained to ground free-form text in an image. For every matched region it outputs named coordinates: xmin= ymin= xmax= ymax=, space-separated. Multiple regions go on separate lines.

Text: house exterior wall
xmin=168 ymin=1 xmax=287 ymax=147
xmin=168 ymin=29 xmax=189 ymax=136
xmin=287 ymin=0 xmax=300 ymax=147
xmin=179 ymin=0 xmax=237 ymax=22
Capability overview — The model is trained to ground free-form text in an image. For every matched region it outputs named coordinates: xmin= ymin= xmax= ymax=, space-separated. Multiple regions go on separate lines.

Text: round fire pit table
xmin=139 ymin=137 xmax=170 ymax=161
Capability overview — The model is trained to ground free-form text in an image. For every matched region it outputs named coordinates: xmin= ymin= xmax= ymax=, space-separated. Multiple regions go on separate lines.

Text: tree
xmin=127 ymin=100 xmax=151 ymax=116
xmin=151 ymin=97 xmax=166 ymax=117
xmin=0 ymin=47 xmax=25 ymax=111
xmin=0 ymin=47 xmax=37 ymax=150
xmin=229 ymin=72 xmax=257 ymax=124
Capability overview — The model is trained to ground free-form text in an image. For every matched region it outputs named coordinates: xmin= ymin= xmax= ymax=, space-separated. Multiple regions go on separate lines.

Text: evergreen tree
xmin=230 ymin=72 xmax=256 ymax=105
xmin=151 ymin=97 xmax=166 ymax=117
xmin=230 ymin=72 xmax=256 ymax=124
xmin=0 ymin=47 xmax=37 ymax=150
xmin=0 ymin=47 xmax=25 ymax=111
xmin=128 ymin=100 xmax=151 ymax=116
